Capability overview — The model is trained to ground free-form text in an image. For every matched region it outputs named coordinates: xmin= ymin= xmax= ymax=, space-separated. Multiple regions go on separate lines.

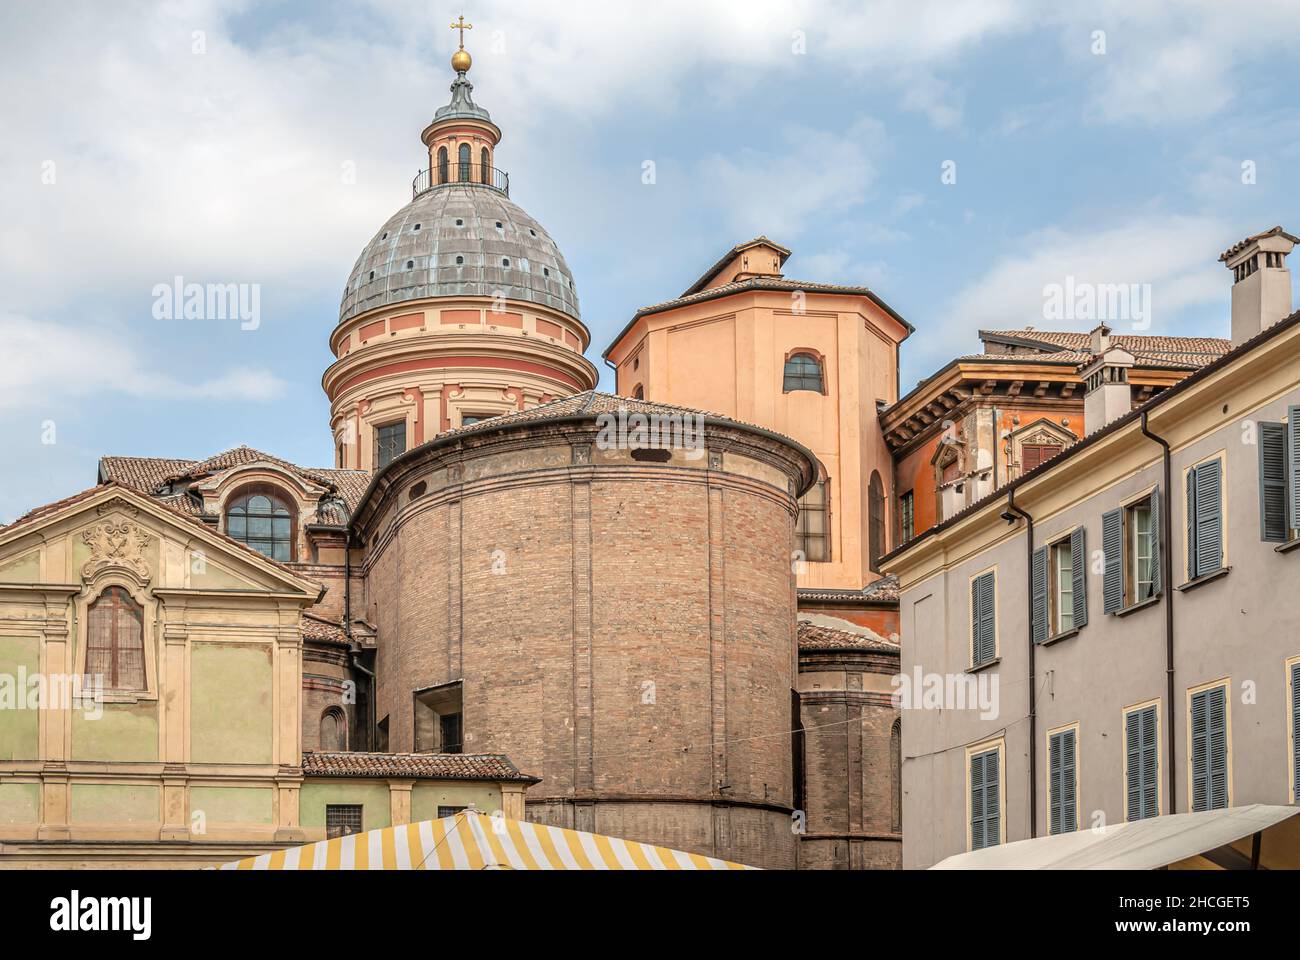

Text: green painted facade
xmin=71 ymin=783 xmax=160 ymax=824
xmin=71 ymin=700 xmax=159 ymax=761
xmin=410 ymin=783 xmax=502 ymax=820
xmin=301 ymin=780 xmax=392 ymax=831
xmin=189 ymin=785 xmax=274 ymax=825
xmin=0 ymin=634 xmax=40 ymax=761
xmin=0 ymin=781 xmax=39 ymax=825
xmin=190 ymin=642 xmax=274 ymax=764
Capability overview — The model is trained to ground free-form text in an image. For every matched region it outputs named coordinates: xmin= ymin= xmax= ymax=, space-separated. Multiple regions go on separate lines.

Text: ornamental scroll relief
xmin=82 ymin=517 xmax=153 ymax=583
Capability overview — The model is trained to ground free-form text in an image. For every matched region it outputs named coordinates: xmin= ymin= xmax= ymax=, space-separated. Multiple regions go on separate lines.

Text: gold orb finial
xmin=449 ymin=15 xmax=472 ymax=73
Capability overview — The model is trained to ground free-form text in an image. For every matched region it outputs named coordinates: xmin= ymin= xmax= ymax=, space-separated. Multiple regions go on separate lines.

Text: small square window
xmin=326 ymin=804 xmax=363 ymax=839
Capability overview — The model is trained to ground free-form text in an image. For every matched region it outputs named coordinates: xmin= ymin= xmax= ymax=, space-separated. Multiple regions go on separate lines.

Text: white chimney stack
xmin=1080 ymin=345 xmax=1135 ymax=435
xmin=1220 ymin=226 xmax=1297 ymax=346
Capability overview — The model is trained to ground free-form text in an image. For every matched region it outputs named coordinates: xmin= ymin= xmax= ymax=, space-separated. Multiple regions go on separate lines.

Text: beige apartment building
xmin=884 ymin=228 xmax=1300 ymax=868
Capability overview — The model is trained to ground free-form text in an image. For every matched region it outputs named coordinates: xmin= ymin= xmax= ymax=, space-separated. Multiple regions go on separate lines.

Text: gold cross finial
xmin=450 ymin=15 xmax=472 ymax=50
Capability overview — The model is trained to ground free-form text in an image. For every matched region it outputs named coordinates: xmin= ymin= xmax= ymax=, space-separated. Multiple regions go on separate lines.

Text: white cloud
xmin=0 ymin=314 xmax=286 ymax=412
xmin=694 ymin=119 xmax=886 ymax=239
xmin=933 ymin=215 xmax=1230 ymax=367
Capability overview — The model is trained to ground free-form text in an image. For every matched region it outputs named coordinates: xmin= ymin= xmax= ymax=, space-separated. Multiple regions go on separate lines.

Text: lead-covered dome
xmin=338 ymin=185 xmax=580 ymax=326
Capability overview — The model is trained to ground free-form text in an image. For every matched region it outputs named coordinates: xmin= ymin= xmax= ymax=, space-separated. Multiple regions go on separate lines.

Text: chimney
xmin=1080 ymin=345 xmax=1135 ymax=434
xmin=1089 ymin=322 xmax=1111 ymax=354
xmin=1220 ymin=226 xmax=1297 ymax=346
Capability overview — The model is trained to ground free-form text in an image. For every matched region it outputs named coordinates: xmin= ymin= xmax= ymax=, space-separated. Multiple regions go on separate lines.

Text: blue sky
xmin=2 ymin=0 xmax=1298 ymax=522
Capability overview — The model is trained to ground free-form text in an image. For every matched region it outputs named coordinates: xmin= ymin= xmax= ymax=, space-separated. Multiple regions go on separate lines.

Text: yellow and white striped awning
xmin=220 ymin=810 xmax=758 ymax=870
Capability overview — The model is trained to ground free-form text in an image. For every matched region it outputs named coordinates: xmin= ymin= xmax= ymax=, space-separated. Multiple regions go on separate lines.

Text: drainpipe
xmin=343 ymin=527 xmax=377 ymax=752
xmin=1140 ymin=409 xmax=1176 ymax=813
xmin=1002 ymin=487 xmax=1036 ymax=839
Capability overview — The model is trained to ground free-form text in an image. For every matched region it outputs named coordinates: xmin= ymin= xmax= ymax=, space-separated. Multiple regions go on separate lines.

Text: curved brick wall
xmin=353 ymin=411 xmax=814 ymax=868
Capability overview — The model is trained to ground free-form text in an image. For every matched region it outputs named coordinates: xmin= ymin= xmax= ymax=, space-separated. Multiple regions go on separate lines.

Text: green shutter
xmin=1125 ymin=711 xmax=1140 ymax=821
xmin=1102 ymin=509 xmax=1123 ymax=613
xmin=1031 ymin=547 xmax=1048 ymax=644
xmin=1049 ymin=733 xmax=1062 ymax=835
xmin=1126 ymin=706 xmax=1158 ymax=820
xmin=972 ymin=748 xmax=1000 ymax=849
xmin=1140 ymin=707 xmax=1158 ymax=818
xmin=1191 ymin=686 xmax=1228 ymax=812
xmin=1070 ymin=527 xmax=1087 ymax=629
xmin=971 ymin=572 xmax=996 ymax=665
xmin=972 ymin=749 xmax=987 ymax=842
xmin=1149 ymin=487 xmax=1162 ymax=597
xmin=1290 ymin=406 xmax=1300 ymax=534
xmin=1049 ymin=729 xmax=1077 ymax=835
xmin=1260 ymin=421 xmax=1288 ymax=541
xmin=1292 ymin=663 xmax=1300 ymax=802
xmin=1191 ymin=461 xmax=1223 ymax=579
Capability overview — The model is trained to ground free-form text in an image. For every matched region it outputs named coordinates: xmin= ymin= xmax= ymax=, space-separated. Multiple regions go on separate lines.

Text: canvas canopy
xmin=931 ymin=803 xmax=1300 ymax=870
xmin=221 ymin=809 xmax=758 ymax=870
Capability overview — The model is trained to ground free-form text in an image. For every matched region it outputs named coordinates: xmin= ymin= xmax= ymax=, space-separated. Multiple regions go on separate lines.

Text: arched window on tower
xmin=226 ymin=488 xmax=295 ymax=562
xmin=320 ymin=708 xmax=347 ymax=752
xmin=869 ymin=470 xmax=885 ymax=572
xmin=458 ymin=143 xmax=471 ymax=182
xmin=87 ymin=587 xmax=147 ymax=693
xmin=480 ymin=146 xmax=490 ymax=185
xmin=437 ymin=146 xmax=449 ymax=184
xmin=783 ymin=352 xmax=824 ymax=393
xmin=632 ymin=384 xmax=644 ymax=400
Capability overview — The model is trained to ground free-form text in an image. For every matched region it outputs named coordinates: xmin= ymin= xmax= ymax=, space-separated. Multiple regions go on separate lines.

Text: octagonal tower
xmin=325 ymin=44 xmax=598 ymax=471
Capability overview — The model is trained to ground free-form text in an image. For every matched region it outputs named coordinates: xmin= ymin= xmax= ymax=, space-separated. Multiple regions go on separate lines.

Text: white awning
xmin=931 ymin=804 xmax=1300 ymax=870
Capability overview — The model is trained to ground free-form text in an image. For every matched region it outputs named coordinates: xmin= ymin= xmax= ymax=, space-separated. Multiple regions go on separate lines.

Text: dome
xmin=338 ymin=184 xmax=581 ymax=326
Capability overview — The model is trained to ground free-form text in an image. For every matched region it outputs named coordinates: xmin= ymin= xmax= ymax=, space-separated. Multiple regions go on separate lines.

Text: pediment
xmin=0 ymin=485 xmax=320 ymax=598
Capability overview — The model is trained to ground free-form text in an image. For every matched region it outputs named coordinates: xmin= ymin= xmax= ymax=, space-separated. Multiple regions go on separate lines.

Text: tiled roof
xmin=431 ymin=390 xmax=797 ymax=449
xmin=1 ymin=483 xmax=116 ymax=536
xmin=884 ymin=309 xmax=1300 ymax=567
xmin=798 ymin=574 xmax=899 ymax=604
xmin=162 ymin=445 xmax=337 ymax=488
xmin=1218 ymin=225 xmax=1300 ymax=262
xmin=97 ymin=448 xmax=369 ymax=519
xmin=301 ymin=751 xmax=538 ymax=782
xmin=680 ymin=235 xmax=792 ymax=297
xmin=797 ymin=620 xmax=899 ymax=653
xmin=98 ymin=456 xmax=198 ymax=492
xmin=301 ymin=613 xmax=348 ymax=645
xmin=0 ymin=482 xmax=322 ymax=596
xmin=638 ymin=276 xmax=885 ymax=318
xmin=978 ymin=330 xmax=1231 ymax=369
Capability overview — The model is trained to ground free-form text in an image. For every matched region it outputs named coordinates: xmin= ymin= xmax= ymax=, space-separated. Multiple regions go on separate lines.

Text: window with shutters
xmin=899 ymin=491 xmax=915 ymax=544
xmin=796 ymin=478 xmax=830 ymax=563
xmin=374 ymin=420 xmax=407 ymax=470
xmin=1103 ymin=490 xmax=1163 ymax=615
xmin=1032 ymin=529 xmax=1087 ymax=643
xmin=967 ymin=741 xmax=1003 ymax=850
xmin=782 ymin=352 xmax=824 ymax=394
xmin=1022 ymin=442 xmax=1063 ymax=473
xmin=86 ymin=586 xmax=147 ymax=693
xmin=1258 ymin=409 xmax=1299 ymax=543
xmin=1185 ymin=457 xmax=1225 ymax=582
xmin=1123 ymin=702 xmax=1160 ymax=821
xmin=1289 ymin=657 xmax=1300 ymax=804
xmin=1189 ymin=682 xmax=1230 ymax=812
xmin=1048 ymin=725 xmax=1078 ymax=835
xmin=326 ymin=804 xmax=363 ymax=838
xmin=969 ymin=569 xmax=997 ymax=667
